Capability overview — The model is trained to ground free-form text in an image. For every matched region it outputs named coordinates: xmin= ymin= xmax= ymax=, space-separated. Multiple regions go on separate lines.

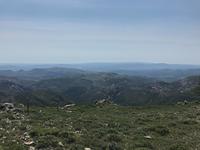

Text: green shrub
xmin=36 ymin=135 xmax=59 ymax=149
xmin=58 ymin=131 xmax=76 ymax=144
xmin=181 ymin=120 xmax=198 ymax=125
xmin=169 ymin=144 xmax=187 ymax=150
xmin=145 ymin=126 xmax=170 ymax=136
xmin=106 ymin=134 xmax=122 ymax=143
xmin=30 ymin=127 xmax=60 ymax=137
xmin=107 ymin=142 xmax=122 ymax=150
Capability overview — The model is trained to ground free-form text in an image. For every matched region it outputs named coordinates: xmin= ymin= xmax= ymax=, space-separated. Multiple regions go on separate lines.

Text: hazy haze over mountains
xmin=0 ymin=62 xmax=200 ymax=71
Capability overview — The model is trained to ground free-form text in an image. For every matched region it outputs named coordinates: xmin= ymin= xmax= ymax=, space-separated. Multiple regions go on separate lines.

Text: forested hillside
xmin=0 ymin=68 xmax=200 ymax=106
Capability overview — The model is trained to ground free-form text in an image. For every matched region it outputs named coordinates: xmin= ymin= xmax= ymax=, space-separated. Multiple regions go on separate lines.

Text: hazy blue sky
xmin=0 ymin=0 xmax=200 ymax=64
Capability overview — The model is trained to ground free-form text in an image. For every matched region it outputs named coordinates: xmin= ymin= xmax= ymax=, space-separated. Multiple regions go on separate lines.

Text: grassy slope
xmin=0 ymin=103 xmax=200 ymax=150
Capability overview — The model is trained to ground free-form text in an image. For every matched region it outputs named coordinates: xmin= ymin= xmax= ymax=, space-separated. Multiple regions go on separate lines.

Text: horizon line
xmin=0 ymin=62 xmax=200 ymax=66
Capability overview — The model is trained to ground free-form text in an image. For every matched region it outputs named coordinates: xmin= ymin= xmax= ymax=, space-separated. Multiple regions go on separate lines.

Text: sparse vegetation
xmin=1 ymin=103 xmax=200 ymax=149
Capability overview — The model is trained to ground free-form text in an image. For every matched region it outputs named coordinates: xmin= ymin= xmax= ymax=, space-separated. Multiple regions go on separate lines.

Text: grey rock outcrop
xmin=0 ymin=103 xmax=15 ymax=112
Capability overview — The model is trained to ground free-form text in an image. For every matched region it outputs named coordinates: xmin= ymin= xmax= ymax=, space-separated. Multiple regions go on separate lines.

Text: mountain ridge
xmin=0 ymin=69 xmax=199 ymax=106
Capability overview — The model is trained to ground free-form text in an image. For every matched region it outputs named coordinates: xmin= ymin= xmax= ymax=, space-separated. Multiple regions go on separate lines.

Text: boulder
xmin=0 ymin=103 xmax=15 ymax=111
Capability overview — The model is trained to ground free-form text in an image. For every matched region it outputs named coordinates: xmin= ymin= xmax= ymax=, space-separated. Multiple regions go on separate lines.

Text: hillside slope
xmin=0 ymin=72 xmax=200 ymax=106
xmin=30 ymin=74 xmax=200 ymax=105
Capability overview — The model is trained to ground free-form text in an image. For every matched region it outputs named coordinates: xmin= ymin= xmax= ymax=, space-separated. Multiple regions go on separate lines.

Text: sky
xmin=0 ymin=0 xmax=200 ymax=64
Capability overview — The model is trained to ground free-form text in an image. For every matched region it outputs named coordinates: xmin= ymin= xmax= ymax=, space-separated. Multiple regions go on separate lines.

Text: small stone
xmin=5 ymin=118 xmax=11 ymax=124
xmin=19 ymin=104 xmax=25 ymax=108
xmin=85 ymin=148 xmax=91 ymax=150
xmin=144 ymin=135 xmax=152 ymax=139
xmin=24 ymin=140 xmax=34 ymax=145
xmin=58 ymin=142 xmax=64 ymax=147
xmin=95 ymin=99 xmax=112 ymax=105
xmin=63 ymin=104 xmax=76 ymax=109
xmin=29 ymin=146 xmax=35 ymax=150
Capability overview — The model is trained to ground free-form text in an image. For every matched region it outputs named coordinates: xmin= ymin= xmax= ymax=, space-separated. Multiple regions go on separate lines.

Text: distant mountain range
xmin=1 ymin=63 xmax=200 ymax=81
xmin=1 ymin=62 xmax=200 ymax=71
xmin=0 ymin=65 xmax=200 ymax=106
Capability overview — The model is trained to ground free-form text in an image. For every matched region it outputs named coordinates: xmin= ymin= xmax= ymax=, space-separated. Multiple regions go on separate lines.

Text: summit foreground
xmin=0 ymin=102 xmax=200 ymax=150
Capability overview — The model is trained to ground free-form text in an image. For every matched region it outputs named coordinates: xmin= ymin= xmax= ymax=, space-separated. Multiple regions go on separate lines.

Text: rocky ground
xmin=0 ymin=102 xmax=200 ymax=150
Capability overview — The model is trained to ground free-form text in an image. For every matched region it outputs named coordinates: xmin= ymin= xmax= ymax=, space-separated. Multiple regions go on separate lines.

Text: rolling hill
xmin=0 ymin=69 xmax=199 ymax=106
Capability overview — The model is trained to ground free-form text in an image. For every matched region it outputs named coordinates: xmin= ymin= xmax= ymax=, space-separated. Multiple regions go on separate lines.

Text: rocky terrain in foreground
xmin=0 ymin=102 xmax=200 ymax=150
